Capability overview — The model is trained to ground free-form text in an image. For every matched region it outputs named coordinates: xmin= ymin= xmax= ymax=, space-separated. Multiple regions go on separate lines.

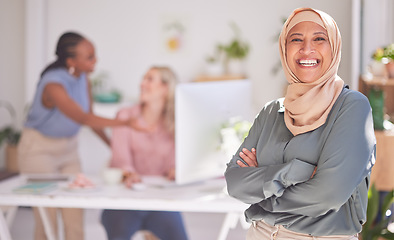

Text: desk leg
xmin=217 ymin=212 xmax=248 ymax=240
xmin=37 ymin=207 xmax=57 ymax=240
xmin=4 ymin=207 xmax=17 ymax=228
xmin=0 ymin=208 xmax=13 ymax=240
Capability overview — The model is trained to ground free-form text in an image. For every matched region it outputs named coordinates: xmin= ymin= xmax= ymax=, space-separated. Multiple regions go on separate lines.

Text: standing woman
xmin=225 ymin=8 xmax=375 ymax=239
xmin=18 ymin=32 xmax=140 ymax=240
xmin=101 ymin=66 xmax=188 ymax=240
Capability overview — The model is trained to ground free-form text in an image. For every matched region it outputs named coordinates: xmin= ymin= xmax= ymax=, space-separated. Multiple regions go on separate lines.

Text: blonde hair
xmin=150 ymin=66 xmax=178 ymax=135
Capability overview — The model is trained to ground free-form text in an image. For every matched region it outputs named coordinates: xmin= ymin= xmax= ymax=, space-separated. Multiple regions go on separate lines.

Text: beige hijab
xmin=280 ymin=8 xmax=344 ymax=136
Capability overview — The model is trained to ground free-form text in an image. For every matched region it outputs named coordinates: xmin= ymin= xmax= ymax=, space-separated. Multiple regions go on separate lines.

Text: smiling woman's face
xmin=286 ymin=21 xmax=332 ymax=83
xmin=139 ymin=68 xmax=168 ymax=104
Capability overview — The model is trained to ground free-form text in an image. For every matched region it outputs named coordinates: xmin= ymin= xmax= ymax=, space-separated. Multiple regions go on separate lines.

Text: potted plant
xmin=0 ymin=100 xmax=21 ymax=172
xmin=360 ymin=184 xmax=394 ymax=240
xmin=383 ymin=43 xmax=394 ymax=78
xmin=205 ymin=45 xmax=225 ymax=76
xmin=219 ymin=22 xmax=250 ymax=75
xmin=90 ymin=71 xmax=122 ymax=103
xmin=370 ymin=47 xmax=387 ymax=77
xmin=370 ymin=43 xmax=394 ymax=78
xmin=0 ymin=127 xmax=20 ymax=147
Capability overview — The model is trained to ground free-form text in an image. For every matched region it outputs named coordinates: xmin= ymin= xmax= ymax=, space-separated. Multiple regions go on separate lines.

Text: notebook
xmin=13 ymin=182 xmax=58 ymax=194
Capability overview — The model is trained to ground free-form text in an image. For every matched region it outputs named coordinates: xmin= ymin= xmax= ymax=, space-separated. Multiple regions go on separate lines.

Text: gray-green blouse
xmin=225 ymin=86 xmax=376 ymax=236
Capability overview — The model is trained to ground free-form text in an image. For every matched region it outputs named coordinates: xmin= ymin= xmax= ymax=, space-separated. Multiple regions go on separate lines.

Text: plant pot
xmin=227 ymin=59 xmax=245 ymax=76
xmin=386 ymin=61 xmax=394 ymax=79
xmin=205 ymin=62 xmax=224 ymax=76
xmin=6 ymin=144 xmax=19 ymax=172
xmin=369 ymin=61 xmax=386 ymax=77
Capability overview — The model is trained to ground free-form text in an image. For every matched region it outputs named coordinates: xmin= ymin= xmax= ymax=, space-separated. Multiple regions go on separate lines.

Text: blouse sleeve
xmin=110 ymin=109 xmax=136 ymax=172
xmin=258 ymin=93 xmax=376 ymax=217
xmin=225 ymin=102 xmax=315 ymax=204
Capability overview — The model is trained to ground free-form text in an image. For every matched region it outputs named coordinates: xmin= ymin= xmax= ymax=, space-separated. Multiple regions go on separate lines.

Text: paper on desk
xmin=13 ymin=182 xmax=58 ymax=194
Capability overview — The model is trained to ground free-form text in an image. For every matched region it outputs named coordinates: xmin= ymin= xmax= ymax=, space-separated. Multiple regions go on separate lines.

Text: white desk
xmin=0 ymin=175 xmax=249 ymax=240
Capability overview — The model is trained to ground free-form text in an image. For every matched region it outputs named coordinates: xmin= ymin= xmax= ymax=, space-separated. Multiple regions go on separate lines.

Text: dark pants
xmin=101 ymin=209 xmax=188 ymax=240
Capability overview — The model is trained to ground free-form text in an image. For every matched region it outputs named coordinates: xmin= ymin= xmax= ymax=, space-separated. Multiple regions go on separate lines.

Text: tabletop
xmin=0 ymin=174 xmax=248 ymax=213
xmin=0 ymin=174 xmax=249 ymax=240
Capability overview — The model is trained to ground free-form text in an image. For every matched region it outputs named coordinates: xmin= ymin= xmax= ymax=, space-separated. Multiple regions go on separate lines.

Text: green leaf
xmin=0 ymin=126 xmax=21 ymax=146
xmin=366 ymin=184 xmax=380 ymax=229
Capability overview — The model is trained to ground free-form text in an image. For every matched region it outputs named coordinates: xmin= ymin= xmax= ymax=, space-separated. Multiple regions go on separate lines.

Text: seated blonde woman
xmin=101 ymin=66 xmax=188 ymax=240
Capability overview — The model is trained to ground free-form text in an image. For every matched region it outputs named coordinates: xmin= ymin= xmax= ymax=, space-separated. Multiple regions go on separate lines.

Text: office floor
xmin=10 ymin=207 xmax=248 ymax=240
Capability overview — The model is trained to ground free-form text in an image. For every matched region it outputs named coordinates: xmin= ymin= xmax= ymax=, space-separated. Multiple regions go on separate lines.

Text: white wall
xmin=0 ymin=0 xmax=25 ymax=168
xmin=29 ymin=0 xmax=354 ymax=112
xmin=361 ymin=0 xmax=394 ymax=74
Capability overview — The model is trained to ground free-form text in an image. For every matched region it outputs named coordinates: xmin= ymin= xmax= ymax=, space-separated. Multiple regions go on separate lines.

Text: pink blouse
xmin=110 ymin=105 xmax=175 ymax=176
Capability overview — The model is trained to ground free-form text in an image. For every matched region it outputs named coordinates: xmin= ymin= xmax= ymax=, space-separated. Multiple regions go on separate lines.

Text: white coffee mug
xmin=102 ymin=168 xmax=123 ymax=185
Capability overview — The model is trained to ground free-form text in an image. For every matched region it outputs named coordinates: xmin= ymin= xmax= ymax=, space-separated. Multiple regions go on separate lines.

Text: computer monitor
xmin=175 ymin=80 xmax=253 ymax=184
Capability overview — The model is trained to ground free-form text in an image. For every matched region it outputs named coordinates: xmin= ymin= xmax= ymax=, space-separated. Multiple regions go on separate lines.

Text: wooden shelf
xmin=359 ymin=76 xmax=394 ymax=117
xmin=359 ymin=75 xmax=394 ymax=191
xmin=362 ymin=78 xmax=394 ymax=87
xmin=371 ymin=129 xmax=394 ymax=191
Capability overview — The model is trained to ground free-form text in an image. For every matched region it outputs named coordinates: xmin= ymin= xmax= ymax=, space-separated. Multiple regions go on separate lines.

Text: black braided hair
xmin=40 ymin=32 xmax=85 ymax=77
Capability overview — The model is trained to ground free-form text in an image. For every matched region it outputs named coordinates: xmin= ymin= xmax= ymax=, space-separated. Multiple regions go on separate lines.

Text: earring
xmin=68 ymin=67 xmax=75 ymax=75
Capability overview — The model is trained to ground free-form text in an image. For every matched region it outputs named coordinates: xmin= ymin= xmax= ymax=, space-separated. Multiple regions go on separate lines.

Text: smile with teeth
xmin=298 ymin=59 xmax=319 ymax=66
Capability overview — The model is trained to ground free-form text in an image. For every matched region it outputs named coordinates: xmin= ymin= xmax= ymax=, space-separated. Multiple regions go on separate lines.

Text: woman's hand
xmin=122 ymin=171 xmax=141 ymax=188
xmin=166 ymin=168 xmax=176 ymax=180
xmin=126 ymin=118 xmax=155 ymax=132
xmin=237 ymin=148 xmax=257 ymax=167
xmin=126 ymin=118 xmax=144 ymax=131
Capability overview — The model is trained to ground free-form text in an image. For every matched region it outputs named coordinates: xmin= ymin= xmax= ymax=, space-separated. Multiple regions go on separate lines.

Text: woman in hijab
xmin=225 ymin=8 xmax=375 ymax=239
